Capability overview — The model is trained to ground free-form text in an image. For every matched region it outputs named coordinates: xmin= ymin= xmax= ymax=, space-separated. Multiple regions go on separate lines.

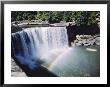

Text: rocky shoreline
xmin=71 ymin=34 xmax=100 ymax=47
xmin=11 ymin=58 xmax=26 ymax=77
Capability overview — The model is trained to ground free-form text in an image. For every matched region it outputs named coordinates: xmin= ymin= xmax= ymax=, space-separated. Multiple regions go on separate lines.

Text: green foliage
xmin=49 ymin=11 xmax=63 ymax=23
xmin=71 ymin=11 xmax=99 ymax=26
xmin=63 ymin=11 xmax=73 ymax=22
xmin=11 ymin=11 xmax=100 ymax=26
xmin=88 ymin=11 xmax=99 ymax=25
xmin=11 ymin=11 xmax=36 ymax=21
xmin=35 ymin=11 xmax=50 ymax=21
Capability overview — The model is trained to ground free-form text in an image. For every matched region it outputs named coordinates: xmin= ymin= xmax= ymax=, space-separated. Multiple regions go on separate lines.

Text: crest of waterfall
xmin=11 ymin=27 xmax=69 ymax=69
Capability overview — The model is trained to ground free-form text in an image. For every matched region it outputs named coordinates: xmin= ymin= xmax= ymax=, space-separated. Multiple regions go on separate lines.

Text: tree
xmin=48 ymin=11 xmax=63 ymax=23
xmin=88 ymin=11 xmax=99 ymax=25
xmin=11 ymin=11 xmax=100 ymax=26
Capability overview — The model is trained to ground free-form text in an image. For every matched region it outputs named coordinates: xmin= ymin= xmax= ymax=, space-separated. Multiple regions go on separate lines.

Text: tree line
xmin=11 ymin=11 xmax=100 ymax=26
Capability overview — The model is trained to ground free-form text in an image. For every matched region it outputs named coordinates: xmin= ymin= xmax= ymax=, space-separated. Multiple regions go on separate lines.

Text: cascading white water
xmin=11 ymin=27 xmax=69 ymax=69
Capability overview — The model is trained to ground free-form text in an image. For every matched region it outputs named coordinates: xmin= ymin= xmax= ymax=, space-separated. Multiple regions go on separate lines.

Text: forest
xmin=11 ymin=11 xmax=100 ymax=26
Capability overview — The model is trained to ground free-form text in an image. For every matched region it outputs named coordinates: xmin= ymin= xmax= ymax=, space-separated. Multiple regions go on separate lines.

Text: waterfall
xmin=11 ymin=27 xmax=69 ymax=70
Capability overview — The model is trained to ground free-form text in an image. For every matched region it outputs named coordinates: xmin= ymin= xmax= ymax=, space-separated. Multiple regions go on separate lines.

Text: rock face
xmin=66 ymin=24 xmax=100 ymax=46
xmin=11 ymin=24 xmax=23 ymax=33
xmin=11 ymin=58 xmax=27 ymax=77
xmin=72 ymin=34 xmax=100 ymax=46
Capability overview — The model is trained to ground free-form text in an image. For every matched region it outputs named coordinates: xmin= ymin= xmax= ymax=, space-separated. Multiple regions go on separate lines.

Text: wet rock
xmin=72 ymin=34 xmax=100 ymax=46
xmin=11 ymin=24 xmax=22 ymax=33
xmin=11 ymin=58 xmax=22 ymax=72
xmin=11 ymin=58 xmax=27 ymax=77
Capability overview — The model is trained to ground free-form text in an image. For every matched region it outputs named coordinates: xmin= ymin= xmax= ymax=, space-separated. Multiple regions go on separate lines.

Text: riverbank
xmin=71 ymin=34 xmax=100 ymax=47
xmin=11 ymin=58 xmax=27 ymax=77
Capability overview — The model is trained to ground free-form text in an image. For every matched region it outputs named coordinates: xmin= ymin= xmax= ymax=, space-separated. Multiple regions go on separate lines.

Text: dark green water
xmin=42 ymin=45 xmax=100 ymax=77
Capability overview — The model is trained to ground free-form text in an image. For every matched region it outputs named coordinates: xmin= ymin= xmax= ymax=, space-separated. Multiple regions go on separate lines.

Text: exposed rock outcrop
xmin=71 ymin=34 xmax=100 ymax=46
xmin=11 ymin=58 xmax=27 ymax=77
xmin=66 ymin=24 xmax=100 ymax=46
